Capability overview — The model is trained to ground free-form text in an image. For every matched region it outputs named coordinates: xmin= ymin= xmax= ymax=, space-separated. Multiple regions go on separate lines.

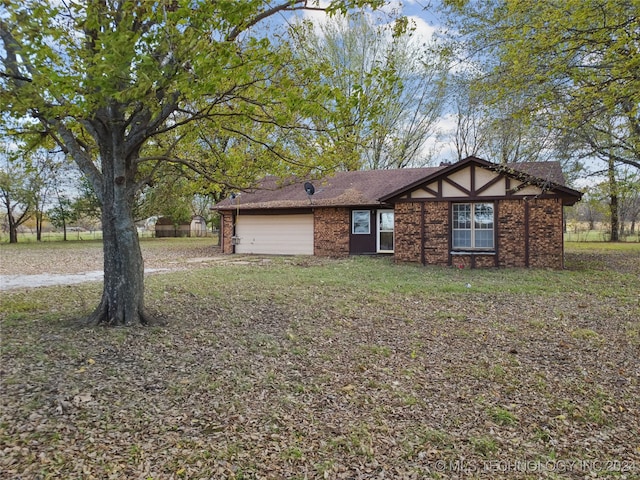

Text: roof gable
xmin=379 ymin=156 xmax=582 ymax=205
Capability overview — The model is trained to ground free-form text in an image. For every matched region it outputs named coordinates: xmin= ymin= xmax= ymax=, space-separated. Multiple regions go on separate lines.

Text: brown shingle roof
xmin=214 ymin=167 xmax=442 ymax=210
xmin=508 ymin=161 xmax=566 ymax=184
xmin=213 ymin=157 xmax=581 ymax=211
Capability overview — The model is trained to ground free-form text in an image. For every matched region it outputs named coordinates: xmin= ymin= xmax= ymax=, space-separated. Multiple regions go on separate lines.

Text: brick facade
xmin=313 ymin=207 xmax=350 ymax=257
xmin=220 ymin=212 xmax=234 ymax=254
xmin=497 ymin=198 xmax=564 ymax=268
xmin=394 ymin=202 xmax=422 ymax=262
xmin=496 ymin=200 xmax=527 ymax=267
xmin=393 ymin=198 xmax=565 ymax=269
xmin=218 ymin=199 xmax=565 ymax=268
xmin=422 ymin=202 xmax=450 ymax=266
xmin=528 ymin=198 xmax=564 ymax=269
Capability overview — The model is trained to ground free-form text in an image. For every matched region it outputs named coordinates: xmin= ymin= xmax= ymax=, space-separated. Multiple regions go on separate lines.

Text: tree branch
xmin=0 ymin=20 xmax=35 ymax=86
xmin=0 ymin=71 xmax=32 ymax=82
xmin=227 ymin=0 xmax=313 ymax=41
xmin=48 ymin=118 xmax=104 ymax=202
xmin=125 ymin=92 xmax=180 ymax=158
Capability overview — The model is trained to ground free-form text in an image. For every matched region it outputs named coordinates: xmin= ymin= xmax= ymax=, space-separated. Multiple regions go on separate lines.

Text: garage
xmin=234 ymin=214 xmax=314 ymax=255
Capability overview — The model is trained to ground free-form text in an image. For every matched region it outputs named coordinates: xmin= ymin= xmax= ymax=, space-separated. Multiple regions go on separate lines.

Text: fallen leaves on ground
xmin=1 ymin=243 xmax=639 ymax=479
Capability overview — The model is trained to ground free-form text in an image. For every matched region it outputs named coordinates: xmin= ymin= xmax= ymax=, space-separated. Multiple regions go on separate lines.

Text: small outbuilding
xmin=212 ymin=156 xmax=582 ymax=269
xmin=190 ymin=215 xmax=208 ymax=237
xmin=154 ymin=217 xmax=191 ymax=238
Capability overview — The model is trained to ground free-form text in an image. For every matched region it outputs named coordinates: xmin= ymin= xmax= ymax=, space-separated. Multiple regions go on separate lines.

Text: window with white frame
xmin=352 ymin=210 xmax=370 ymax=234
xmin=452 ymin=203 xmax=494 ymax=249
xmin=377 ymin=210 xmax=394 ymax=252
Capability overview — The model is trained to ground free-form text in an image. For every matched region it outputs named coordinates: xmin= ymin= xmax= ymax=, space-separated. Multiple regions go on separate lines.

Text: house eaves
xmin=213 ymin=167 xmax=442 ymax=211
xmin=379 ymin=156 xmax=583 ymax=206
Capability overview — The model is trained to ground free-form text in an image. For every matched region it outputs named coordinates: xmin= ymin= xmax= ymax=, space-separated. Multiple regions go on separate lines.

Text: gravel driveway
xmin=0 ymin=240 xmax=224 ymax=290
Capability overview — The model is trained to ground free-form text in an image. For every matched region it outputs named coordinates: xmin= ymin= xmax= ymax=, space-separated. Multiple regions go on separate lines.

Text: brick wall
xmin=314 ymin=207 xmax=350 ymax=257
xmin=423 ymin=202 xmax=450 ymax=266
xmin=496 ymin=199 xmax=527 ymax=267
xmin=220 ymin=212 xmax=234 ymax=254
xmin=528 ymin=198 xmax=564 ymax=269
xmin=497 ymin=198 xmax=564 ymax=268
xmin=394 ymin=202 xmax=422 ymax=262
xmin=395 ymin=198 xmax=565 ymax=269
xmin=395 ymin=201 xmax=450 ymax=265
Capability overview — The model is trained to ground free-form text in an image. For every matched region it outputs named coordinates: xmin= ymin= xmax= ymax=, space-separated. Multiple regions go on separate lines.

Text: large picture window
xmin=352 ymin=210 xmax=370 ymax=234
xmin=452 ymin=203 xmax=494 ymax=249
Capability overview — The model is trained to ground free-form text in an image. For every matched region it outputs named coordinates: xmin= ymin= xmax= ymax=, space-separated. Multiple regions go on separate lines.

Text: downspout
xmin=494 ymin=201 xmax=499 ymax=267
xmin=561 ymin=199 xmax=566 ymax=269
xmin=232 ymin=194 xmax=241 ymax=254
xmin=524 ymin=200 xmax=530 ymax=268
xmin=231 ymin=211 xmax=237 ymax=254
xmin=420 ymin=203 xmax=426 ymax=266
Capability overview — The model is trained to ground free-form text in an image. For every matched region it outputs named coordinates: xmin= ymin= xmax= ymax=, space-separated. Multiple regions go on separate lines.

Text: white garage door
xmin=235 ymin=214 xmax=314 ymax=255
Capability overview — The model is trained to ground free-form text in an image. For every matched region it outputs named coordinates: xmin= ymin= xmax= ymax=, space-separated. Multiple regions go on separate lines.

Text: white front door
xmin=377 ymin=209 xmax=394 ymax=253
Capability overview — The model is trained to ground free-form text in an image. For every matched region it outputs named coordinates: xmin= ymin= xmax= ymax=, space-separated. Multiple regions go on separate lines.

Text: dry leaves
xmin=1 ymin=243 xmax=639 ymax=479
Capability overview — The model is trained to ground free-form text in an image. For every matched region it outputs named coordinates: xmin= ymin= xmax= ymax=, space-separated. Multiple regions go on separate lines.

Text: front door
xmin=377 ymin=209 xmax=394 ymax=253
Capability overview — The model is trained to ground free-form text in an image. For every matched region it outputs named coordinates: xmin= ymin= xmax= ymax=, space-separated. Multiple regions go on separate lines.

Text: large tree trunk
xmin=87 ymin=201 xmax=150 ymax=325
xmin=86 ymin=177 xmax=154 ymax=325
xmin=86 ymin=118 xmax=152 ymax=326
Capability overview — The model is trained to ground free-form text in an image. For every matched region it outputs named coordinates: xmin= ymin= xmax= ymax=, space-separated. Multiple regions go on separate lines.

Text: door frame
xmin=376 ymin=209 xmax=394 ymax=253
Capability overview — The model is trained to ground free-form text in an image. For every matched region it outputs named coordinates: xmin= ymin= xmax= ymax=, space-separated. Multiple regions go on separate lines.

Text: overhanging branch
xmin=227 ymin=0 xmax=319 ymax=41
xmin=0 ymin=71 xmax=32 ymax=82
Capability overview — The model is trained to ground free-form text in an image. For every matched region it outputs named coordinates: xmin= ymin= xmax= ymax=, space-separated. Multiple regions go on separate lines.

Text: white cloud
xmin=406 ymin=15 xmax=438 ymax=44
xmin=412 ymin=112 xmax=460 ymax=165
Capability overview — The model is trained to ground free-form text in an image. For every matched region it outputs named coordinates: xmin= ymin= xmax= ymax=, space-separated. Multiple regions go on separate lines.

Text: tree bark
xmin=85 ymin=110 xmax=153 ymax=326
xmin=36 ymin=211 xmax=43 ymax=241
xmin=9 ymin=220 xmax=18 ymax=243
xmin=86 ymin=201 xmax=150 ymax=325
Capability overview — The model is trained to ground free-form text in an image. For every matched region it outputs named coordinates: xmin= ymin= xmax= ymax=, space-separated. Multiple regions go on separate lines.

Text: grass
xmin=565 ymin=240 xmax=640 ymax=251
xmin=564 ymin=229 xmax=640 ymax=243
xmin=1 ymin=240 xmax=639 ymax=478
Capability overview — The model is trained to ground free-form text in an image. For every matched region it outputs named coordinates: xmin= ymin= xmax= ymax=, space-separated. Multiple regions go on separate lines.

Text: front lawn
xmin=1 ymin=243 xmax=639 ymax=479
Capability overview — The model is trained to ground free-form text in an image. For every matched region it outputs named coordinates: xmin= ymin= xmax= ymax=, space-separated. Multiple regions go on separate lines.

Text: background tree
xmin=448 ymin=71 xmax=486 ymax=161
xmin=442 ymin=0 xmax=639 ymax=242
xmin=442 ymin=0 xmax=640 ymax=171
xmin=0 ymin=152 xmax=32 ymax=243
xmin=1 ymin=0 xmax=384 ymax=325
xmin=446 ymin=68 xmax=587 ymax=181
xmin=72 ymin=176 xmax=102 ymax=230
xmin=137 ymin=167 xmax=195 ymax=226
xmin=291 ymin=12 xmax=449 ymax=169
xmin=595 ymin=165 xmax=640 ymax=240
xmin=567 ymin=191 xmax=606 ymax=233
xmin=617 ymin=169 xmax=640 ymax=237
xmin=47 ymin=195 xmax=76 ymax=241
xmin=24 ymin=149 xmax=66 ymax=241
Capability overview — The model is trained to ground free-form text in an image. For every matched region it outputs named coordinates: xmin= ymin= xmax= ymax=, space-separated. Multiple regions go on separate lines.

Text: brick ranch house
xmin=213 ymin=156 xmax=583 ymax=269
